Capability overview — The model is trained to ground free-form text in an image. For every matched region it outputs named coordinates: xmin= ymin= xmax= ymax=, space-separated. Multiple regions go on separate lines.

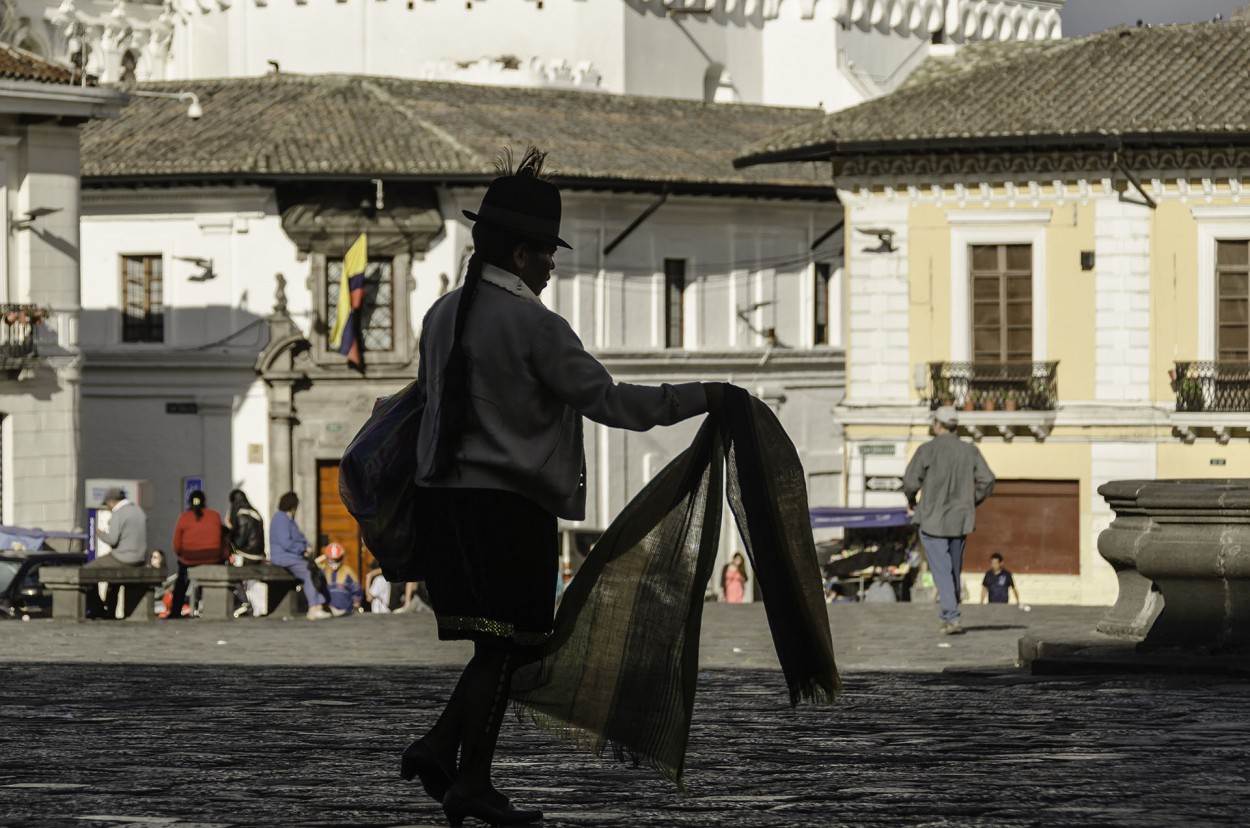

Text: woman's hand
xmin=703 ymin=382 xmax=725 ymax=415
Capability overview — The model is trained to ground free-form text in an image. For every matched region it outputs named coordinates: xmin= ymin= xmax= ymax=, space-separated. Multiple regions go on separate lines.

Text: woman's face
xmin=515 ymin=243 xmax=556 ymax=295
xmin=733 ymin=553 xmax=745 ymax=567
xmin=150 ymin=551 xmax=164 ymax=568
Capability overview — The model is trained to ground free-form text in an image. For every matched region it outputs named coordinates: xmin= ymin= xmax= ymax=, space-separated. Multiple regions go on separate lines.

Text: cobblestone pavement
xmin=0 ymin=605 xmax=1245 ymax=827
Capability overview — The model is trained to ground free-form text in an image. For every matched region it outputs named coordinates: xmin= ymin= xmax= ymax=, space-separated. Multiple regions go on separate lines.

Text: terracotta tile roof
xmin=0 ymin=43 xmax=81 ymax=85
xmin=736 ymin=21 xmax=1250 ymax=167
xmin=81 ymin=74 xmax=832 ymax=196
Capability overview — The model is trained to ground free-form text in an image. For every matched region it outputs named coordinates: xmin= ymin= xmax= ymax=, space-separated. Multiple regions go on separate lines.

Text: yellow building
xmin=737 ymin=21 xmax=1250 ymax=604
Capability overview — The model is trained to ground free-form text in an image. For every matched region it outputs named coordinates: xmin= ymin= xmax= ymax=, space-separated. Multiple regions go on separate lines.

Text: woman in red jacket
xmin=169 ymin=490 xmax=230 ymax=618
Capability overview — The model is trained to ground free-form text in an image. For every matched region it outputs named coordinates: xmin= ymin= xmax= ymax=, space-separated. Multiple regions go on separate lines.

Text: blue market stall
xmin=810 ymin=507 xmax=920 ymax=601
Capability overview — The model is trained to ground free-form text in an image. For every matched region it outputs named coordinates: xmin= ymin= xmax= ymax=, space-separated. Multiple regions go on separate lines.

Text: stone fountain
xmin=1098 ymin=478 xmax=1250 ymax=653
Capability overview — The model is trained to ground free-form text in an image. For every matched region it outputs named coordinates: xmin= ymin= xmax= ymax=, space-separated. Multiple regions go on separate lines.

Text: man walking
xmin=903 ymin=406 xmax=995 ymax=635
xmin=84 ymin=487 xmax=149 ymax=618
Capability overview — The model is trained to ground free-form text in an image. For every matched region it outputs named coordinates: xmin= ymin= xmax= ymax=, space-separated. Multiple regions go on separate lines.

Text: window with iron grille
xmin=1217 ymin=240 xmax=1250 ymax=361
xmin=814 ymin=261 xmax=832 ymax=345
xmin=970 ymin=244 xmax=1031 ymax=362
xmin=122 ymin=255 xmax=164 ymax=343
xmin=664 ymin=258 xmax=686 ymax=349
xmin=326 ymin=257 xmax=394 ymax=352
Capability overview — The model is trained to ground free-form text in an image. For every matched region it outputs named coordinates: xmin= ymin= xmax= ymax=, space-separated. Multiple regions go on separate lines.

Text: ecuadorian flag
xmin=330 ymin=233 xmax=366 ymax=372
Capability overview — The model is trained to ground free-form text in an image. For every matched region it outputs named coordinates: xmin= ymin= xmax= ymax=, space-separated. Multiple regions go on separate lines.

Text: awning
xmin=809 ymin=507 xmax=911 ymax=529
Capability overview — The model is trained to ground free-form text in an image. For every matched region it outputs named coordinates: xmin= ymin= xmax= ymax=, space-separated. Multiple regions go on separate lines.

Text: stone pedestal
xmin=1134 ymin=481 xmax=1250 ymax=652
xmin=1096 ymin=480 xmax=1163 ymax=638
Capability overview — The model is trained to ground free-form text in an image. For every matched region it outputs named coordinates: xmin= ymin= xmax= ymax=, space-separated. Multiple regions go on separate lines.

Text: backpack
xmin=338 ymin=380 xmax=425 ymax=582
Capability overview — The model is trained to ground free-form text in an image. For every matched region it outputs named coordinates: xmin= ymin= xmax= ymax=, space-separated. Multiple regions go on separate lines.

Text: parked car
xmin=0 ymin=551 xmax=87 ymax=619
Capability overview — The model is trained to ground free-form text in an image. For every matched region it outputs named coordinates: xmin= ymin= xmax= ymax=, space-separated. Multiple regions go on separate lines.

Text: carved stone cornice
xmin=837 ymin=147 xmax=1250 ymax=189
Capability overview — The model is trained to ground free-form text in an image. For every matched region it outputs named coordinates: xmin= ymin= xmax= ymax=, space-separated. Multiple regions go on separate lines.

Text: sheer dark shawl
xmin=510 ymin=385 xmax=839 ymax=789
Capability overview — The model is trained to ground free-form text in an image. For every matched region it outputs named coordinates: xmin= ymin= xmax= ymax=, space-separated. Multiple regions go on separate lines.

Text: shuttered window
xmin=970 ymin=244 xmax=1031 ymax=362
xmin=814 ymin=261 xmax=832 ymax=346
xmin=1217 ymin=240 xmax=1250 ymax=361
xmin=664 ymin=258 xmax=686 ymax=349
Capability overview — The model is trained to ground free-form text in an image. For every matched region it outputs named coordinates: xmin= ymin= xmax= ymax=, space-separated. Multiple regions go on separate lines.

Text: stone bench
xmin=192 ymin=563 xmax=301 ymax=620
xmin=40 ymin=566 xmax=165 ymax=622
xmin=1099 ymin=478 xmax=1250 ymax=652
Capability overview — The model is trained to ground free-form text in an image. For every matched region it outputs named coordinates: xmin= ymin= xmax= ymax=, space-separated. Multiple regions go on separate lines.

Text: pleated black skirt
xmin=419 ymin=486 xmax=559 ymax=647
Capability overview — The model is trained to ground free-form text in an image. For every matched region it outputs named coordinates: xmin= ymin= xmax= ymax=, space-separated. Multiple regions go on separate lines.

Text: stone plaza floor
xmin=0 ymin=604 xmax=1245 ymax=826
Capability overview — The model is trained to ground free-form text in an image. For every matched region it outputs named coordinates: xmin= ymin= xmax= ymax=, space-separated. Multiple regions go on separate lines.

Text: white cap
xmin=929 ymin=405 xmax=959 ymax=425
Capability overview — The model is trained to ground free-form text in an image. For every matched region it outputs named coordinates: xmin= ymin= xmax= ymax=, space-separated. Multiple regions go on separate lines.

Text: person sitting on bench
xmin=83 ymin=487 xmax=148 ymax=618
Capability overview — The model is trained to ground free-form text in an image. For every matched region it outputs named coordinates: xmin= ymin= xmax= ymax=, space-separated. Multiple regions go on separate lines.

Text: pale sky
xmin=1062 ymin=0 xmax=1249 ymax=36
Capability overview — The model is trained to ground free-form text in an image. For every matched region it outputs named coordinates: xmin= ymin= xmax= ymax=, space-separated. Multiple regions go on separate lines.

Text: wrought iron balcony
xmin=1172 ymin=361 xmax=1250 ymax=412
xmin=0 ymin=304 xmax=41 ymax=368
xmin=928 ymin=361 xmax=1058 ymax=412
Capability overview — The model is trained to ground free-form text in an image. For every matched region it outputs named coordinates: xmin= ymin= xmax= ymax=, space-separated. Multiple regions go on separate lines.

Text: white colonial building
xmin=11 ymin=0 xmax=1060 ymax=110
xmin=0 ymin=46 xmax=125 ymax=530
xmin=78 ymin=75 xmax=843 ymax=582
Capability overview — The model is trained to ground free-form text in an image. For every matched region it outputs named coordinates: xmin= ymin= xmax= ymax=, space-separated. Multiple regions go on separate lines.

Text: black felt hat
xmin=463 ymin=151 xmax=571 ymax=249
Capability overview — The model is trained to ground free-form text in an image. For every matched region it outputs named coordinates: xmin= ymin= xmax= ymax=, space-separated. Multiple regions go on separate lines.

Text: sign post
xmin=182 ymin=476 xmax=204 ymax=510
xmin=858 ymin=444 xmax=897 ymax=506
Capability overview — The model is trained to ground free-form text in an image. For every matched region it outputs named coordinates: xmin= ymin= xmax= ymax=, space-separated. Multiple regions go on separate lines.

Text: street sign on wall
xmin=183 ymin=476 xmax=204 ymax=509
xmin=860 ymin=444 xmax=896 ymax=456
xmin=866 ymin=476 xmax=905 ymax=492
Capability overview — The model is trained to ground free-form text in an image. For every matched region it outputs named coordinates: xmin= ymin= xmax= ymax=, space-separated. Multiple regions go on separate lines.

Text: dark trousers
xmin=83 ymin=556 xmax=146 ymax=618
xmin=169 ymin=562 xmax=207 ymax=617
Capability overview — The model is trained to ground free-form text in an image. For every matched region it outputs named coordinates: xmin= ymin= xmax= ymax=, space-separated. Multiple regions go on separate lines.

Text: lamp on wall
xmin=129 ymin=89 xmax=203 ymax=119
xmin=11 ymin=207 xmax=63 ymax=232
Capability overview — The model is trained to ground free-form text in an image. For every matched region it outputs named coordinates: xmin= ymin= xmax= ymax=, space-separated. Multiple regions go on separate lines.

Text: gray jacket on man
xmin=903 ymin=433 xmax=995 ymax=538
xmin=96 ymin=501 xmax=149 ymax=564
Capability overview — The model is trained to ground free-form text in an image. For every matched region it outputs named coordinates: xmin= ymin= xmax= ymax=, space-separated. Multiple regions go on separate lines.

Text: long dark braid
xmin=429 ymin=249 xmax=486 ymax=480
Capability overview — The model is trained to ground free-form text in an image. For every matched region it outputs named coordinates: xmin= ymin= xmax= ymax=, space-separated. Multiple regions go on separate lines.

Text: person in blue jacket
xmin=270 ymin=491 xmax=339 ymax=620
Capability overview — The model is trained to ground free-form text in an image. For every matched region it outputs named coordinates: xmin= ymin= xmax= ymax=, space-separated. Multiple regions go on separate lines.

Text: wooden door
xmin=317 ymin=461 xmax=367 ymax=581
xmin=965 ymin=479 xmax=1079 ymax=575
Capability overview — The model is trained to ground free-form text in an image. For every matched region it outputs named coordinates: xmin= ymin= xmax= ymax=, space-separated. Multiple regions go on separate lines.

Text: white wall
xmin=1093 ymin=197 xmax=1152 ymax=403
xmin=80 ymin=188 xmax=299 ymax=546
xmin=80 ymin=188 xmax=300 ymax=349
xmin=842 ymin=196 xmax=912 ymax=404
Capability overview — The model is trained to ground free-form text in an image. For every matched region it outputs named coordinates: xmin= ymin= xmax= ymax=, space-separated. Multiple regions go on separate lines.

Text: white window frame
xmin=947 ymin=210 xmax=1051 ymax=362
xmin=1192 ymin=206 xmax=1250 ymax=361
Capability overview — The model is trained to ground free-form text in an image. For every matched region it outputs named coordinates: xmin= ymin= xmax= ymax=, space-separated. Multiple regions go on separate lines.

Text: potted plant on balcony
xmin=1027 ymin=375 xmax=1050 ymax=408
xmin=962 ymin=391 xmax=978 ymax=412
xmin=1003 ymin=389 xmax=1019 ymax=412
xmin=981 ymin=394 xmax=997 ymax=412
xmin=1178 ymin=376 xmax=1204 ymax=412
xmin=933 ymin=377 xmax=954 ymax=407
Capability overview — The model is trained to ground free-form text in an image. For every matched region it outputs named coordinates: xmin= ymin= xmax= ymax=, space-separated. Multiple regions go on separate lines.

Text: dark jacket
xmin=228 ymin=507 xmax=265 ymax=559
